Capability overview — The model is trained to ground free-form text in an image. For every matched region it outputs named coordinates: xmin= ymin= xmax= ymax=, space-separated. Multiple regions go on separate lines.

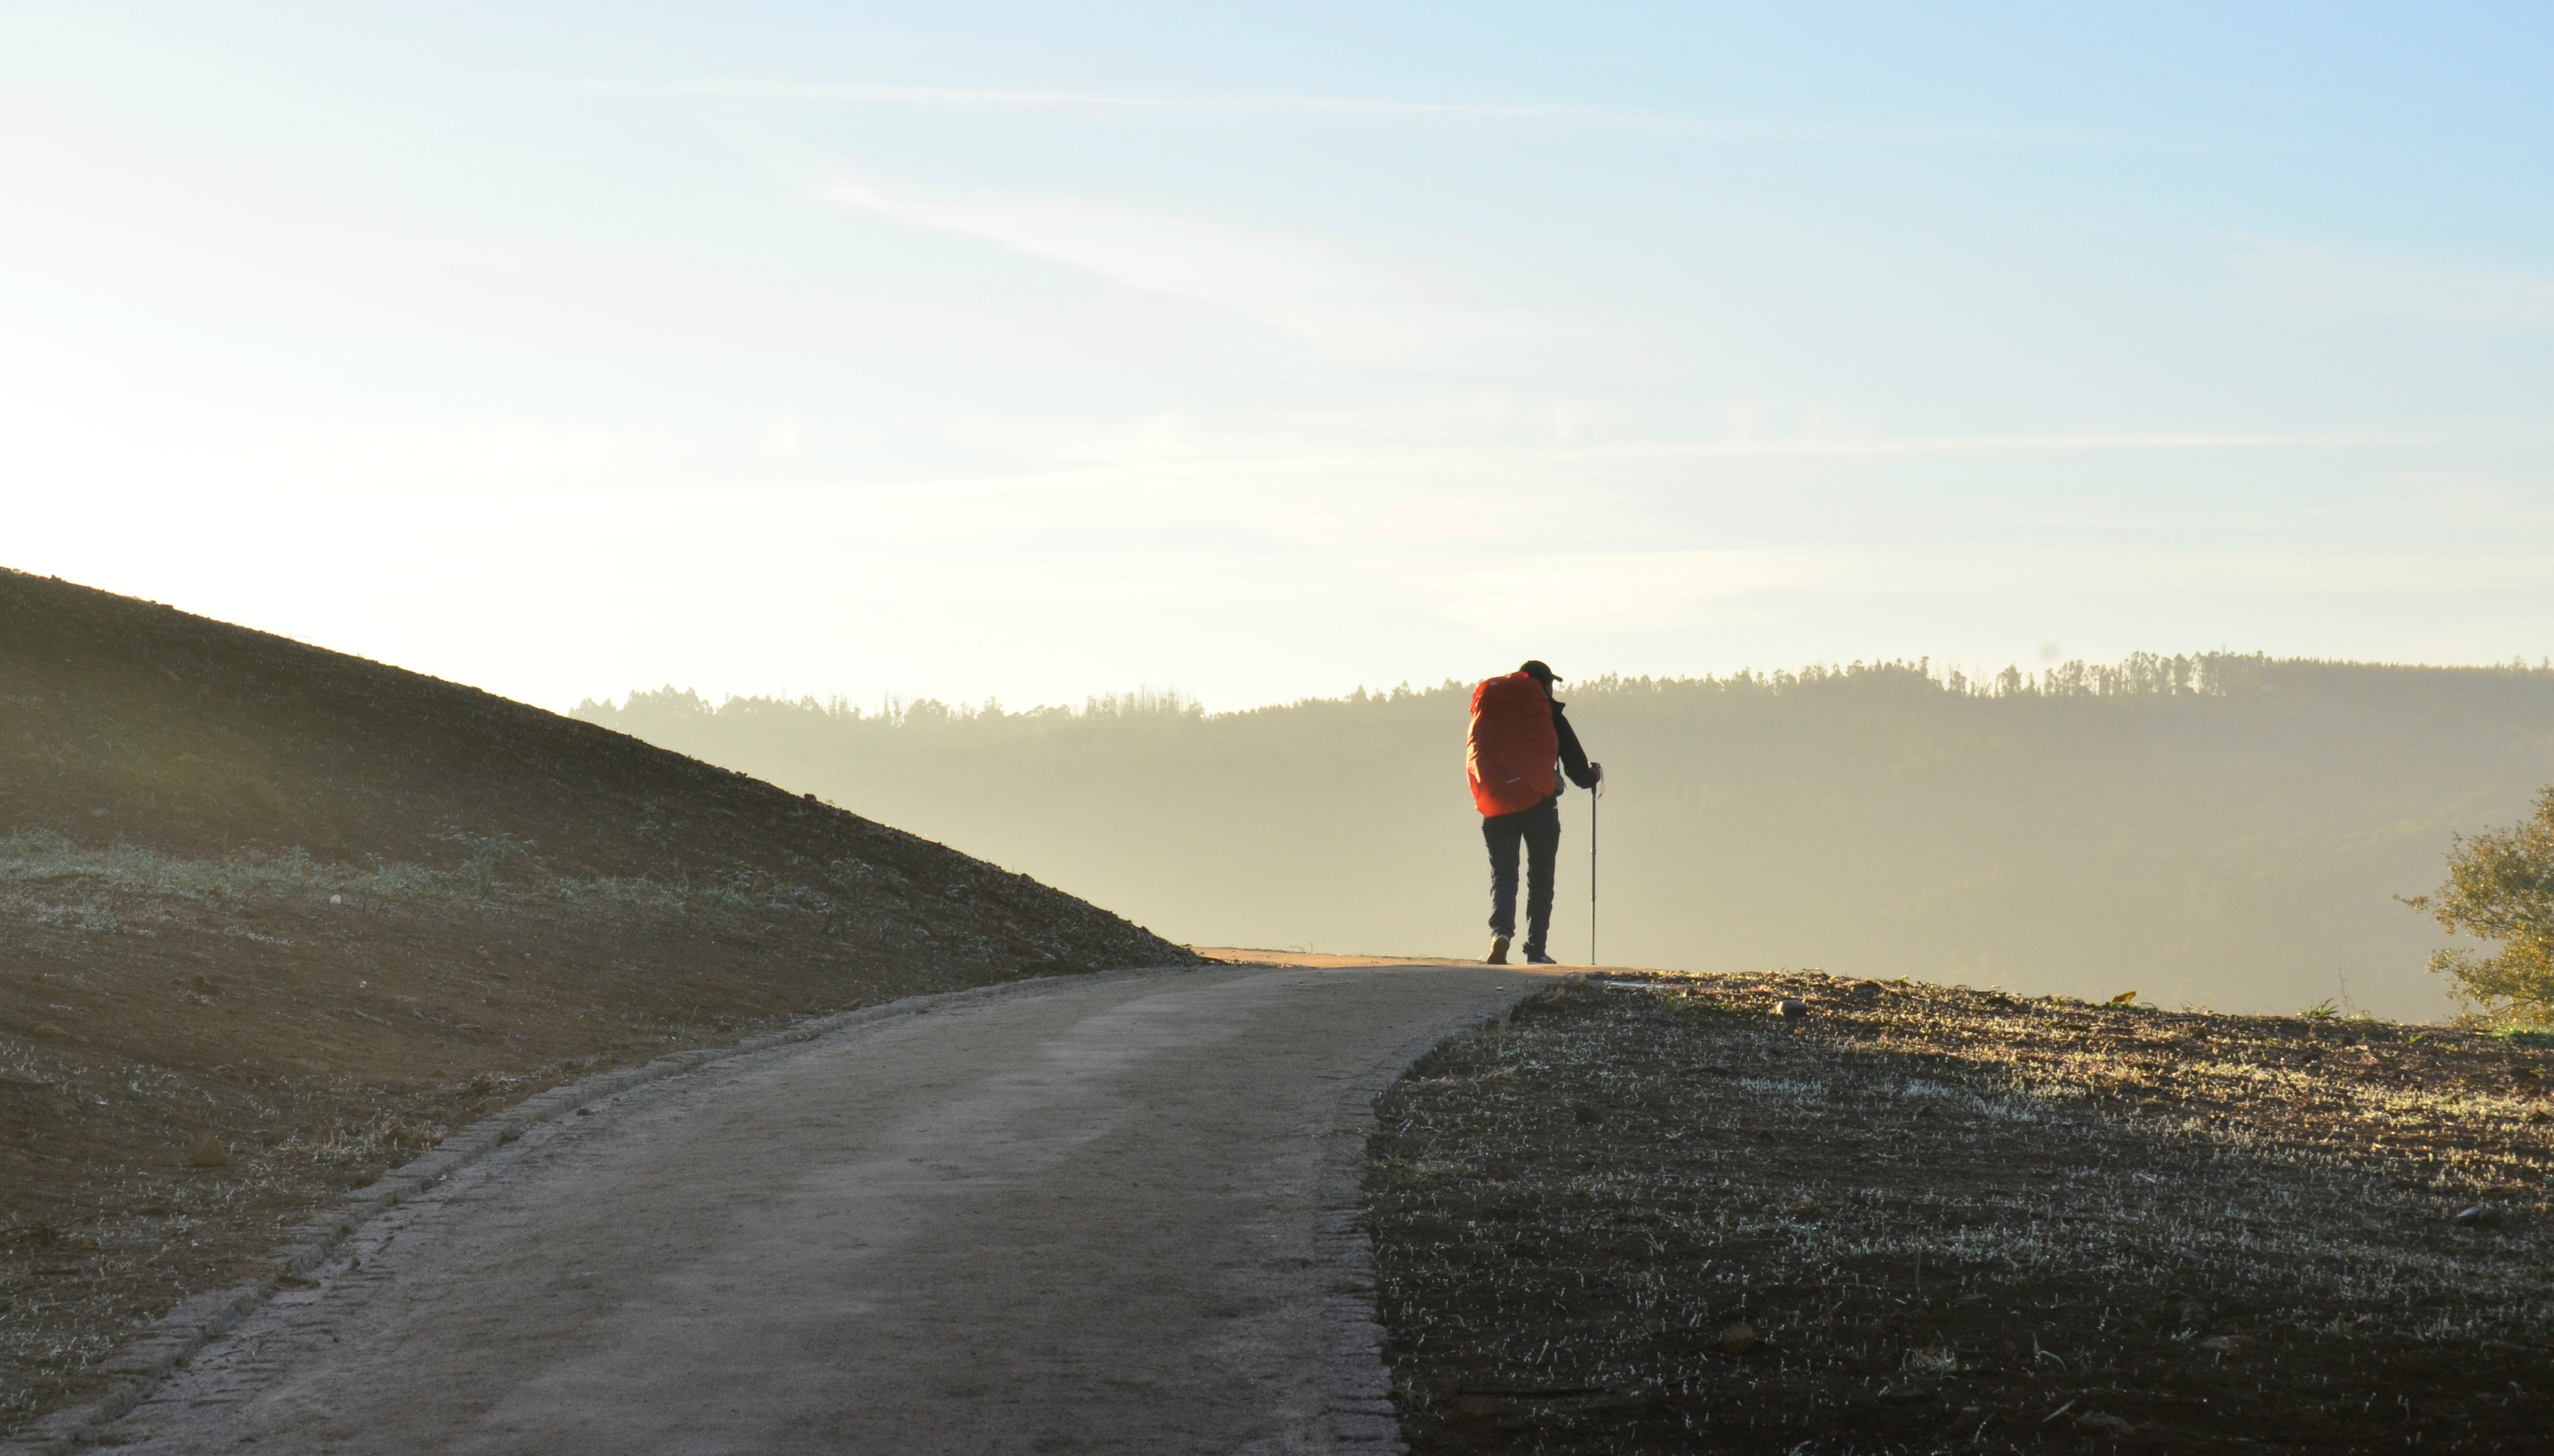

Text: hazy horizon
xmin=579 ymin=646 xmax=2554 ymax=721
xmin=576 ymin=650 xmax=2554 ymax=1023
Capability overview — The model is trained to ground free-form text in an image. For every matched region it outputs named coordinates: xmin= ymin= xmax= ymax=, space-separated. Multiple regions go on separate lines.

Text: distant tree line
xmin=585 ymin=651 xmax=2554 ymax=745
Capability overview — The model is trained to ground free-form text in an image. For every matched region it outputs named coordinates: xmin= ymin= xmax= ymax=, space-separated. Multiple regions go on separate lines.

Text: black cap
xmin=1518 ymin=659 xmax=1560 ymax=685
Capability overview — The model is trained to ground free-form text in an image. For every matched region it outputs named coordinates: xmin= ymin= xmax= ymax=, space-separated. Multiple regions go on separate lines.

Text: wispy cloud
xmin=1854 ymin=546 xmax=2554 ymax=596
xmin=997 ymin=428 xmax=2405 ymax=480
xmin=805 ymin=174 xmax=1594 ymax=363
xmin=1577 ymin=431 xmax=2404 ymax=459
xmin=2232 ymin=243 xmax=2554 ymax=327
xmin=600 ymin=77 xmax=2098 ymax=146
xmin=1389 ymin=548 xmax=1853 ymax=635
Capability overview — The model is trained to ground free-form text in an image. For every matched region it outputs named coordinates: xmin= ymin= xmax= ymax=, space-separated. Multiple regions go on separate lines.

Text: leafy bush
xmin=2405 ymin=786 xmax=2554 ymax=1025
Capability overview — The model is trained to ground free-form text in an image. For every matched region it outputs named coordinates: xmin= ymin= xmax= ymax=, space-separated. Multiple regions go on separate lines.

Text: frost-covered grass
xmin=1369 ymin=973 xmax=2554 ymax=1453
xmin=0 ymin=829 xmax=868 ymax=932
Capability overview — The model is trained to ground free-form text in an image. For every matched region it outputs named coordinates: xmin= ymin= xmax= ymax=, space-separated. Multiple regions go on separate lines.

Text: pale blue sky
xmin=7 ymin=4 xmax=2551 ymax=709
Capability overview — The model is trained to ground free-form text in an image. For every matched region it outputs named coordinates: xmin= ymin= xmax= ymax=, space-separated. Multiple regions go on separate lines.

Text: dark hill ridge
xmin=0 ymin=567 xmax=1185 ymax=975
xmin=0 ymin=568 xmax=1193 ymax=1436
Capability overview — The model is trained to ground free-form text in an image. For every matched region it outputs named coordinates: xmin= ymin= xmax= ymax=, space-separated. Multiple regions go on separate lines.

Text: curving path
xmin=98 ymin=963 xmax=1544 ymax=1455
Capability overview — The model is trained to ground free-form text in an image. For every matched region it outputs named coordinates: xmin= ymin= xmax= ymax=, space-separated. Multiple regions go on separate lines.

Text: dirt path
xmin=87 ymin=963 xmax=1540 ymax=1455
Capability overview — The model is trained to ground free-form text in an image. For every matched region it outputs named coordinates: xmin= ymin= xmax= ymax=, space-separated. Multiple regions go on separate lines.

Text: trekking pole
xmin=1589 ymin=765 xmax=1602 ymax=966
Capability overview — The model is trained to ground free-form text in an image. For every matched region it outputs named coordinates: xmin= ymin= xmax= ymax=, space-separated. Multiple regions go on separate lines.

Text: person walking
xmin=1465 ymin=660 xmax=1602 ymax=965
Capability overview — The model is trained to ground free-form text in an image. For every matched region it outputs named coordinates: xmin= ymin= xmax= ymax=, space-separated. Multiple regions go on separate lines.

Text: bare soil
xmin=0 ymin=568 xmax=1195 ymax=1436
xmin=1368 ymin=972 xmax=2554 ymax=1453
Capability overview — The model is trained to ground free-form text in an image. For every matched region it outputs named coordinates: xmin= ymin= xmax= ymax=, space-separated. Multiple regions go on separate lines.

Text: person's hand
xmin=1589 ymin=760 xmax=1603 ymax=784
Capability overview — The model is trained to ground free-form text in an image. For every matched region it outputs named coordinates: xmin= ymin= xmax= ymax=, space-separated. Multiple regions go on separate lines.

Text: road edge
xmin=1312 ymin=968 xmax=1557 ymax=1454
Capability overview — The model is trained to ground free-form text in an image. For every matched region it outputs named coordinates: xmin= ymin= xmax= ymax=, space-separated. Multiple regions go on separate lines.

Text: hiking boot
xmin=1486 ymin=935 xmax=1511 ymax=965
xmin=1523 ymin=948 xmax=1558 ymax=965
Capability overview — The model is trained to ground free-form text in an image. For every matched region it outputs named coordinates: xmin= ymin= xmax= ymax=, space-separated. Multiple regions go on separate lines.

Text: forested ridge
xmin=576 ymin=653 xmax=2554 ymax=1019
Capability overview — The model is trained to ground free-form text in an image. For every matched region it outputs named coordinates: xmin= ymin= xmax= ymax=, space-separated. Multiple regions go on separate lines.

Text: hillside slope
xmin=0 ymin=568 xmax=1180 ymax=976
xmin=0 ymin=568 xmax=1195 ymax=1436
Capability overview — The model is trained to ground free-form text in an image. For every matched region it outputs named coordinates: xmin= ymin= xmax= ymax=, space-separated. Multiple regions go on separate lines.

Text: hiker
xmin=1465 ymin=659 xmax=1601 ymax=965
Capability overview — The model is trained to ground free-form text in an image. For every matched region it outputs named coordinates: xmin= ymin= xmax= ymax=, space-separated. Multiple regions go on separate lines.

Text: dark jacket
xmin=1552 ymin=698 xmax=1598 ymax=791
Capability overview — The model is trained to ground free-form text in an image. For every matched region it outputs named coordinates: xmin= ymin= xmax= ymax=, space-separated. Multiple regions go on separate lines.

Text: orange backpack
xmin=1466 ymin=672 xmax=1560 ymax=816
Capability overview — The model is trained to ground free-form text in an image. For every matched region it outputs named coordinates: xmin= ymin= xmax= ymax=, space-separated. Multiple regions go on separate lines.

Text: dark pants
xmin=1482 ymin=798 xmax=1562 ymax=954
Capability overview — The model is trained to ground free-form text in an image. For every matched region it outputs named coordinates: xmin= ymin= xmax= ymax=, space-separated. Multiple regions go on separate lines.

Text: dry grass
xmin=1367 ymin=972 xmax=2554 ymax=1453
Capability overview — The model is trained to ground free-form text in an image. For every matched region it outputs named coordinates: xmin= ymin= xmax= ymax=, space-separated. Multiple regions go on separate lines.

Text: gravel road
xmin=96 ymin=963 xmax=1542 ymax=1455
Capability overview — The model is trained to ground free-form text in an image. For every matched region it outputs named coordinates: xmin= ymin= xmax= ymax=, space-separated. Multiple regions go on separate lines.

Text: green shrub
xmin=2405 ymin=786 xmax=2554 ymax=1026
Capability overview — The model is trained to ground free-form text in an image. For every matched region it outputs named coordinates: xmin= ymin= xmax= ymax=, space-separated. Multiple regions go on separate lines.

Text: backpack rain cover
xmin=1466 ymin=671 xmax=1560 ymax=817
